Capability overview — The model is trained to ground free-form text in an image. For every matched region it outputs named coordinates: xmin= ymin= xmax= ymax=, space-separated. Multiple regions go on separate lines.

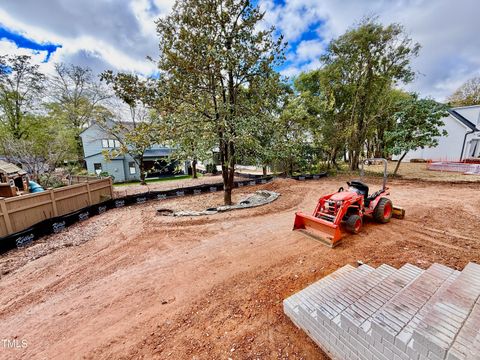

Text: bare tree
xmin=49 ymin=63 xmax=111 ymax=158
xmin=3 ymin=136 xmax=73 ymax=185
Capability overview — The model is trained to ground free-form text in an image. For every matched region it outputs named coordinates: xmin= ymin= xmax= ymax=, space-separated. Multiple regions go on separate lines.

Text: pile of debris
xmin=427 ymin=161 xmax=480 ymax=174
xmin=157 ymin=190 xmax=280 ymax=216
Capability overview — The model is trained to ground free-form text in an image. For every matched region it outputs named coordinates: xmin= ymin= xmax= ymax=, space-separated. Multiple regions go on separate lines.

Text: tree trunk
xmin=349 ymin=150 xmax=360 ymax=171
xmin=192 ymin=158 xmax=198 ymax=179
xmin=331 ymin=147 xmax=339 ymax=170
xmin=220 ymin=139 xmax=235 ymax=206
xmin=393 ymin=152 xmax=407 ymax=176
xmin=262 ymin=165 xmax=267 ymax=176
xmin=222 ymin=159 xmax=234 ymax=205
xmin=139 ymin=157 xmax=146 ymax=185
xmin=76 ymin=134 xmax=85 ymax=164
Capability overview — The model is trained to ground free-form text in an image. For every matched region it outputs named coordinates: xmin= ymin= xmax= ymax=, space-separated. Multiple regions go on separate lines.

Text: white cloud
xmin=0 ymin=38 xmax=56 ymax=75
xmin=261 ymin=0 xmax=480 ymax=101
xmin=0 ymin=1 xmax=166 ymax=76
xmin=295 ymin=40 xmax=325 ymax=62
xmin=1 ymin=0 xmax=479 ymax=100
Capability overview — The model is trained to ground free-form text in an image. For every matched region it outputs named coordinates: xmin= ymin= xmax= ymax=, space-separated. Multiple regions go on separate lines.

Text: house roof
xmin=84 ymin=152 xmax=125 ymax=160
xmin=143 ymin=148 xmax=172 ymax=158
xmin=448 ymin=109 xmax=478 ymax=131
xmin=79 ymin=119 xmax=139 ymax=136
xmin=0 ymin=160 xmax=27 ymax=176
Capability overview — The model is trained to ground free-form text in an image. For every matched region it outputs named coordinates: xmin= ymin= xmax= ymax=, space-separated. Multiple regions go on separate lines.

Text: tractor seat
xmin=365 ymin=190 xmax=382 ymax=206
xmin=348 ymin=180 xmax=369 ymax=198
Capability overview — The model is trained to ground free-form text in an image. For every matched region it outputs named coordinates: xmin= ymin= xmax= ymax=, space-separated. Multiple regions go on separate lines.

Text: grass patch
xmin=114 ymin=174 xmax=202 ymax=186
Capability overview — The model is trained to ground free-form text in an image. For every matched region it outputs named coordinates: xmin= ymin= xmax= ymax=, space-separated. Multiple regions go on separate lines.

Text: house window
xmin=470 ymin=140 xmax=479 ymax=157
xmin=94 ymin=163 xmax=103 ymax=175
xmin=102 ymin=139 xmax=121 ymax=148
xmin=129 ymin=162 xmax=136 ymax=175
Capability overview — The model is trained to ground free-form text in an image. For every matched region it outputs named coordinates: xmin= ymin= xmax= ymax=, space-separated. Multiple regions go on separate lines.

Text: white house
xmin=400 ymin=105 xmax=480 ymax=162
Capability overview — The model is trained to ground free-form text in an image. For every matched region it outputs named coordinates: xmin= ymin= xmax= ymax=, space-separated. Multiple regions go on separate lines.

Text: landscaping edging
xmin=158 ymin=190 xmax=280 ymax=216
xmin=0 ymin=173 xmax=327 ymax=255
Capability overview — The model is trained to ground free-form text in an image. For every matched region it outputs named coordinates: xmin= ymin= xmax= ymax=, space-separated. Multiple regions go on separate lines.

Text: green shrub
xmin=99 ymin=171 xmax=115 ymax=182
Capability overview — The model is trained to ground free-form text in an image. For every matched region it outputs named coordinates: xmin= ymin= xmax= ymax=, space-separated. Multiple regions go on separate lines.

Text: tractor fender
xmin=368 ymin=193 xmax=390 ymax=211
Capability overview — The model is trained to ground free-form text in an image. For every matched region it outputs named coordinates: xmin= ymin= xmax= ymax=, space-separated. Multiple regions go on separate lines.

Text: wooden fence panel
xmin=0 ymin=178 xmax=113 ymax=238
xmin=53 ymin=183 xmax=90 ymax=217
xmin=5 ymin=192 xmax=54 ymax=234
xmin=88 ymin=178 xmax=113 ymax=205
xmin=70 ymin=175 xmax=102 ymax=184
xmin=0 ymin=210 xmax=7 ymax=238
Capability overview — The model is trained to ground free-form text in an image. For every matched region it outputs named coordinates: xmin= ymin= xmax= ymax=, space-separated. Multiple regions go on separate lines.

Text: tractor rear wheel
xmin=345 ymin=214 xmax=362 ymax=234
xmin=374 ymin=198 xmax=393 ymax=223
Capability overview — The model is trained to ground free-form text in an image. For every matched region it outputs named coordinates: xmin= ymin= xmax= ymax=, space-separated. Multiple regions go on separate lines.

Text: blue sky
xmin=0 ymin=0 xmax=479 ymax=101
xmin=0 ymin=27 xmax=61 ymax=62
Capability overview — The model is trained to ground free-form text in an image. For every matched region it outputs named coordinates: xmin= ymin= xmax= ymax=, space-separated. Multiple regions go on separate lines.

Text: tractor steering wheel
xmin=338 ymin=186 xmax=344 ymax=192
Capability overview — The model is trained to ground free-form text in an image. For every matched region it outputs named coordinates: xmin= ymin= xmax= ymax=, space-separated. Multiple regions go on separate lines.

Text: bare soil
xmin=367 ymin=160 xmax=480 ymax=182
xmin=1 ymin=177 xmax=479 ymax=360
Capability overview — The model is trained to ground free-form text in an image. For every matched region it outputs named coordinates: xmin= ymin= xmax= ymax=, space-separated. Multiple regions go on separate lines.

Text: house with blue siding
xmin=80 ymin=121 xmax=183 ymax=183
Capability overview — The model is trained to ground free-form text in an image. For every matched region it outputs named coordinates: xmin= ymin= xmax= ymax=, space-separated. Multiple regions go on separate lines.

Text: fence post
xmin=108 ymin=177 xmax=114 ymax=199
xmin=86 ymin=182 xmax=92 ymax=206
xmin=49 ymin=189 xmax=58 ymax=217
xmin=0 ymin=197 xmax=13 ymax=235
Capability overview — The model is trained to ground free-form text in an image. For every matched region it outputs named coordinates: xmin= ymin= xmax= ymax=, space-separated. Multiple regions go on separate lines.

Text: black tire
xmin=345 ymin=214 xmax=362 ymax=234
xmin=373 ymin=198 xmax=393 ymax=223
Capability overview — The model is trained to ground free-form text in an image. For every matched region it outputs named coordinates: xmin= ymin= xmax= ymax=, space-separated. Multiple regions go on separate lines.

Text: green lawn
xmin=113 ymin=174 xmax=202 ymax=186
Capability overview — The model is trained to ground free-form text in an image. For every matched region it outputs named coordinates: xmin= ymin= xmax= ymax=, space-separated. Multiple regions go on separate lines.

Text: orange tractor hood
xmin=329 ymin=191 xmax=357 ymax=201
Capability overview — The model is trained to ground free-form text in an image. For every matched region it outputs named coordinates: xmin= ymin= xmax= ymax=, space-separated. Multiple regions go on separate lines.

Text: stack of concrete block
xmin=284 ymin=262 xmax=480 ymax=360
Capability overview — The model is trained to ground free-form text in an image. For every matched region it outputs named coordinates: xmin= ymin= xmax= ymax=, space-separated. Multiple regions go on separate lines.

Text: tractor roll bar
xmin=360 ymin=158 xmax=388 ymax=191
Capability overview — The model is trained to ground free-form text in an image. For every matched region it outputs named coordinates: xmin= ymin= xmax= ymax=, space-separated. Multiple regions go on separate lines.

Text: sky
xmin=0 ymin=0 xmax=479 ymax=101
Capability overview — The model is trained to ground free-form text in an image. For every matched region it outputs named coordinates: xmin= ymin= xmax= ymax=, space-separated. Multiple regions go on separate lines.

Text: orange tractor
xmin=293 ymin=158 xmax=404 ymax=247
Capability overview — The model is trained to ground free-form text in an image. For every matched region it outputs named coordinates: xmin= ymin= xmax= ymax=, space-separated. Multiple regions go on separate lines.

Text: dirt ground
xmin=367 ymin=160 xmax=480 ymax=182
xmin=1 ymin=176 xmax=480 ymax=360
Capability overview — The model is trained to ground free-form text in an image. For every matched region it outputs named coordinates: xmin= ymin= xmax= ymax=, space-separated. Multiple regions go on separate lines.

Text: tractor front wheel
xmin=345 ymin=214 xmax=362 ymax=234
xmin=374 ymin=198 xmax=393 ymax=223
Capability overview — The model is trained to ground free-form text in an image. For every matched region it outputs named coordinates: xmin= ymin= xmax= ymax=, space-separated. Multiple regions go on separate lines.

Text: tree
xmin=48 ymin=63 xmax=110 ymax=159
xmin=165 ymin=107 xmax=215 ymax=179
xmin=292 ymin=70 xmax=344 ymax=169
xmin=0 ymin=55 xmax=45 ymax=139
xmin=1 ymin=115 xmax=77 ymax=184
xmin=100 ymin=71 xmax=164 ymax=185
xmin=448 ymin=77 xmax=480 ymax=107
xmin=156 ymin=0 xmax=285 ymax=205
xmin=319 ymin=18 xmax=420 ymax=170
xmin=386 ymin=94 xmax=448 ymax=176
xmin=275 ymin=93 xmax=317 ymax=174
xmin=236 ymin=72 xmax=290 ymax=175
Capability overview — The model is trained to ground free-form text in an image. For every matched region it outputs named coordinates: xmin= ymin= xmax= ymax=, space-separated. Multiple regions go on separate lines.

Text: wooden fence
xmin=0 ymin=178 xmax=113 ymax=238
xmin=69 ymin=175 xmax=103 ymax=184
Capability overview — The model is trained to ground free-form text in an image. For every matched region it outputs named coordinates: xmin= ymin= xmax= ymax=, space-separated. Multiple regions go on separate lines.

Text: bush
xmin=99 ymin=171 xmax=115 ymax=182
xmin=206 ymin=163 xmax=218 ymax=175
xmin=38 ymin=174 xmax=65 ymax=188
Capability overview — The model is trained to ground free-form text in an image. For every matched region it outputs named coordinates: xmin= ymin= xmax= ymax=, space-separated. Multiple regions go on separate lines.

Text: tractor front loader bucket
xmin=293 ymin=212 xmax=342 ymax=247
